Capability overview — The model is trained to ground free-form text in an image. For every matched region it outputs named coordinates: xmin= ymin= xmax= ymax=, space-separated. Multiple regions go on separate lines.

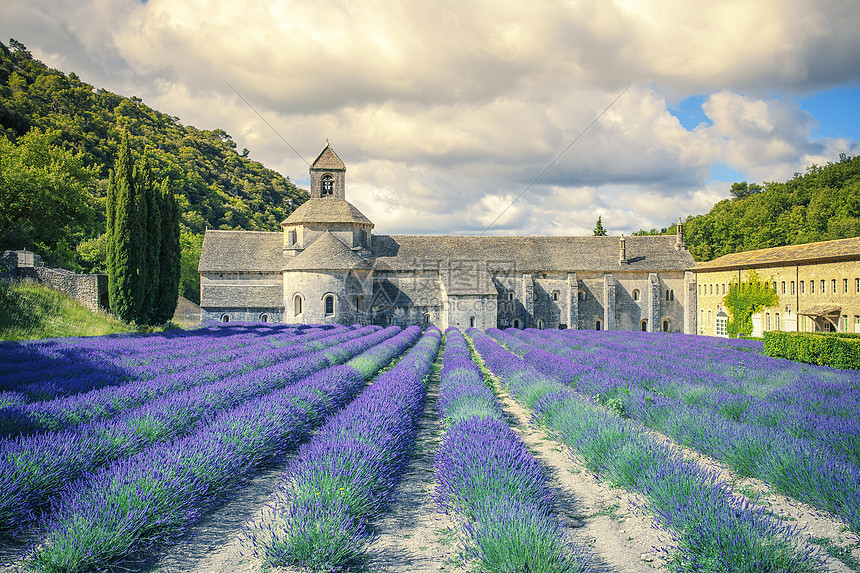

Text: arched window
xmin=716 ymin=311 xmax=728 ymax=337
xmin=387 ymin=315 xmax=394 ymax=325
xmin=578 ymin=290 xmax=586 ymax=301
xmin=355 ymin=295 xmax=363 ymax=312
xmin=595 ymin=319 xmax=601 ymax=330
xmin=321 ymin=174 xmax=334 ymax=196
xmin=260 ymin=313 xmax=269 ymax=323
xmin=662 ymin=319 xmax=670 ymax=332
xmin=513 ymin=319 xmax=520 ymax=329
xmin=324 ymin=294 xmax=335 ymax=315
xmin=551 ymin=291 xmax=559 ymax=302
xmin=508 ymin=292 xmax=514 ymax=301
xmin=641 ymin=319 xmax=648 ymax=331
xmin=424 ymin=313 xmax=431 ymax=326
xmin=632 ymin=289 xmax=640 ymax=301
xmin=775 ymin=312 xmax=780 ymax=331
xmin=537 ymin=319 xmax=544 ymax=329
xmin=469 ymin=316 xmax=476 ymax=328
xmin=670 ymin=290 xmax=674 ymax=301
xmin=294 ymin=294 xmax=303 ymax=316
xmin=220 ymin=313 xmax=230 ymax=323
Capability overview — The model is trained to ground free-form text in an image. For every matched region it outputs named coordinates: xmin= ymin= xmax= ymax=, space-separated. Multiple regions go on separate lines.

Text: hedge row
xmin=763 ymin=331 xmax=860 ymax=369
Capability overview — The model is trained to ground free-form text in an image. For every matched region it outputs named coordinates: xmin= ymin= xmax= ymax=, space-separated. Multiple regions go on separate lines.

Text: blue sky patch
xmin=669 ymin=95 xmax=712 ymax=131
xmin=707 ymin=163 xmax=747 ymax=185
xmin=799 ymin=87 xmax=860 ymax=140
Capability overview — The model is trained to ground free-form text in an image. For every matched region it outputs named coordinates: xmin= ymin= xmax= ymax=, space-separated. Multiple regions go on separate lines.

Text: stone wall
xmin=696 ymin=260 xmax=860 ymax=335
xmin=2 ymin=250 xmax=107 ymax=311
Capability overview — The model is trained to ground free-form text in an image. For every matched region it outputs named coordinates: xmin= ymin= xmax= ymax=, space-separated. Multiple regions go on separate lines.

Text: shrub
xmin=764 ymin=331 xmax=860 ymax=370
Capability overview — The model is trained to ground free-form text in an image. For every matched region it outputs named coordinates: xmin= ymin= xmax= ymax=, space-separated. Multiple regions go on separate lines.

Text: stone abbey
xmin=198 ymin=143 xmax=699 ymax=333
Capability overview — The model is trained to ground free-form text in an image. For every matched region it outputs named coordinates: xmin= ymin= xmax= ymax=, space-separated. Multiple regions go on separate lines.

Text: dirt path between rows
xmin=363 ymin=358 xmax=468 ymax=573
xmin=492 ymin=387 xmax=671 ymax=573
xmin=642 ymin=428 xmax=860 ymax=573
xmin=139 ymin=351 xmax=464 ymax=573
xmin=137 ymin=459 xmax=292 ymax=573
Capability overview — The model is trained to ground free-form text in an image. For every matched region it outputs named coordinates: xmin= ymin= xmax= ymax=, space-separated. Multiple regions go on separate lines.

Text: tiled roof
xmin=199 ymin=230 xmax=696 ymax=282
xmin=310 ymin=143 xmax=345 ymax=170
xmin=201 ymin=284 xmax=284 ymax=308
xmin=370 ymin=234 xmax=694 ymax=272
xmin=283 ymin=231 xmax=371 ymax=271
xmin=694 ymin=237 xmax=860 ymax=271
xmin=281 ymin=198 xmax=373 ymax=226
xmin=198 ymin=230 xmax=282 ymax=272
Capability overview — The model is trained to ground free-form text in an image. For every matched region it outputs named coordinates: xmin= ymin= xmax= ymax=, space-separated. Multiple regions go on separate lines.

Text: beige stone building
xmin=198 ymin=143 xmax=698 ymax=332
xmin=694 ymin=237 xmax=860 ymax=336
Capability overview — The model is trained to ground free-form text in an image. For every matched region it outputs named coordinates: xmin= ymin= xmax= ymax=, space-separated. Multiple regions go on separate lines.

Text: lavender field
xmin=0 ymin=324 xmax=857 ymax=572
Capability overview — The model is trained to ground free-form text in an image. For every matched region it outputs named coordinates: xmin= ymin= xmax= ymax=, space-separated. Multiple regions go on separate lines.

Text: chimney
xmin=675 ymin=218 xmax=686 ymax=251
xmin=619 ymin=234 xmax=627 ymax=264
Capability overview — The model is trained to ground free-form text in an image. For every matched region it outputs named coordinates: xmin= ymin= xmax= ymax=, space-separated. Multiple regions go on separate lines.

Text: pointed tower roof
xmin=283 ymin=231 xmax=371 ymax=271
xmin=282 ymin=198 xmax=373 ymax=226
xmin=310 ymin=141 xmax=345 ymax=170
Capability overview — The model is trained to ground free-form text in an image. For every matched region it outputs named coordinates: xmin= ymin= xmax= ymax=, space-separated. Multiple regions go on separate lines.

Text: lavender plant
xmin=26 ymin=327 xmax=420 ymax=572
xmin=470 ymin=329 xmax=820 ymax=573
xmin=248 ymin=326 xmax=440 ymax=571
xmin=502 ymin=327 xmax=860 ymax=532
xmin=434 ymin=328 xmax=589 ymax=573
xmin=0 ymin=325 xmax=398 ymax=533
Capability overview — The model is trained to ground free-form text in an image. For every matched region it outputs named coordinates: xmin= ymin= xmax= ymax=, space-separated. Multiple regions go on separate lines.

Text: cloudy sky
xmin=4 ymin=0 xmax=860 ymax=236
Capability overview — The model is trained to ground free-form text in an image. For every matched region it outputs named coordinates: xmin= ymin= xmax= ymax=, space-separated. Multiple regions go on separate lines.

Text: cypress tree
xmin=137 ymin=153 xmax=160 ymax=324
xmin=152 ymin=181 xmax=180 ymax=325
xmin=130 ymin=153 xmax=148 ymax=322
xmin=107 ymin=131 xmax=138 ymax=322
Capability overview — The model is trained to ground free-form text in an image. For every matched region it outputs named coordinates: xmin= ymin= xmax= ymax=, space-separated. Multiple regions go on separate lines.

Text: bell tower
xmin=309 ymin=140 xmax=346 ymax=199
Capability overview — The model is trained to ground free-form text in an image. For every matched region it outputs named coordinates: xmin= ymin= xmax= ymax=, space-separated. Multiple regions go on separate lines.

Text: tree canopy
xmin=0 ymin=39 xmax=308 ymax=302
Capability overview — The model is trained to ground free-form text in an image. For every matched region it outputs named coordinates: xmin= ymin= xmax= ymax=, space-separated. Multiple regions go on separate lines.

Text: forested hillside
xmin=634 ymin=155 xmax=860 ymax=261
xmin=0 ymin=39 xmax=307 ymax=302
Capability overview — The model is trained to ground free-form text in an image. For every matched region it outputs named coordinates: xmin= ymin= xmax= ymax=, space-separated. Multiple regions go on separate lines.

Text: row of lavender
xmin=0 ymin=325 xmax=400 ymax=535
xmin=469 ymin=329 xmax=819 ymax=573
xmin=248 ymin=326 xmax=440 ymax=570
xmin=500 ymin=327 xmax=860 ymax=532
xmin=539 ymin=329 xmax=858 ymax=426
xmin=435 ymin=328 xmax=590 ymax=573
xmin=0 ymin=322 xmax=339 ymax=403
xmin=23 ymin=325 xmax=423 ymax=572
xmin=0 ymin=324 xmax=359 ymax=436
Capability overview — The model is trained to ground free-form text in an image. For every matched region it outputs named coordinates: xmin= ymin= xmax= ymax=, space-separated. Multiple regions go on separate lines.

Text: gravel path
xmin=492 ymin=386 xmax=671 ymax=573
xmin=363 ymin=357 xmax=468 ymax=573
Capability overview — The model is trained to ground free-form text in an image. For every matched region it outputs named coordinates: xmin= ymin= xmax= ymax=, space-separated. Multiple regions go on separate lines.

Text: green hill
xmin=0 ymin=279 xmax=138 ymax=340
xmin=0 ymin=38 xmax=308 ymax=302
xmin=634 ymin=155 xmax=860 ymax=261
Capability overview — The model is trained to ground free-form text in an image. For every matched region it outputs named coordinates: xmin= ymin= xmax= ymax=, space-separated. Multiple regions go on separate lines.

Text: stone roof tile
xmin=370 ymin=234 xmax=694 ymax=272
xmin=201 ymin=284 xmax=284 ymax=308
xmin=281 ymin=198 xmax=373 ymax=226
xmin=283 ymin=231 xmax=371 ymax=271
xmin=198 ymin=230 xmax=282 ymax=273
xmin=310 ymin=143 xmax=345 ymax=170
xmin=694 ymin=237 xmax=860 ymax=271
